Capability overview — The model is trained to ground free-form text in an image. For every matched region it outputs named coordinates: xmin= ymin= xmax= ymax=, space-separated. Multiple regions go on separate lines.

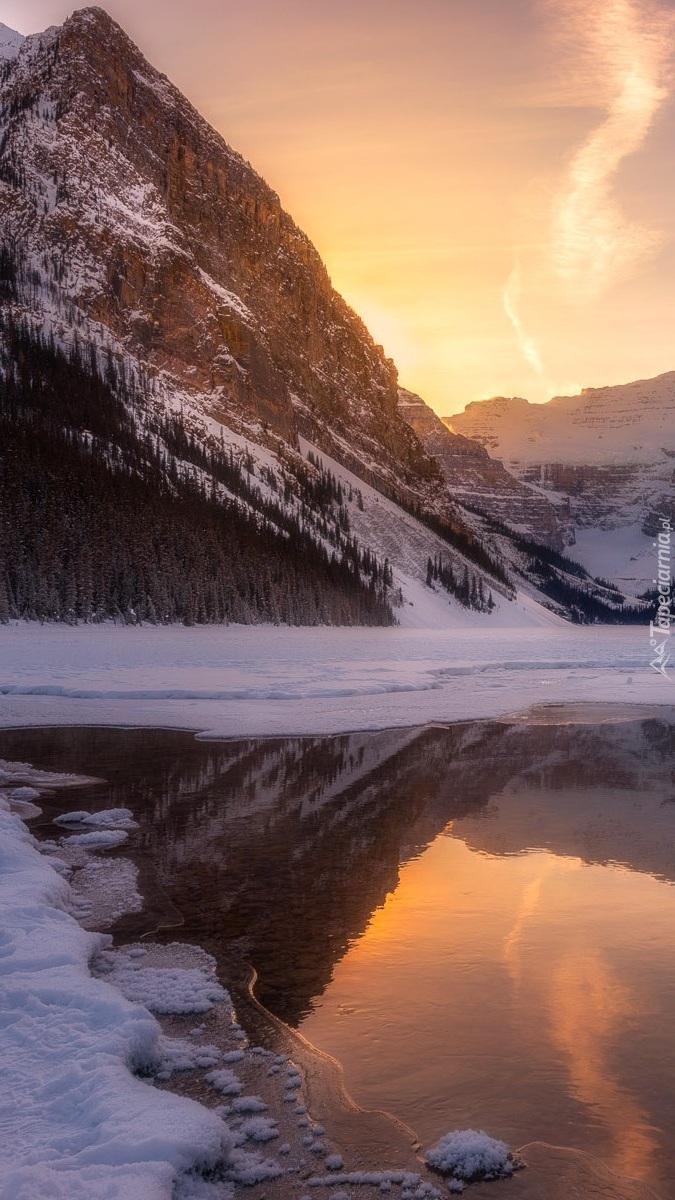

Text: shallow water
xmin=3 ymin=708 xmax=674 ymax=1197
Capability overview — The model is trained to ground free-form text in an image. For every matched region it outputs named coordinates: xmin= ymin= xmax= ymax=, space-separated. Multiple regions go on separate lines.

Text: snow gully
xmin=649 ymin=517 xmax=672 ymax=678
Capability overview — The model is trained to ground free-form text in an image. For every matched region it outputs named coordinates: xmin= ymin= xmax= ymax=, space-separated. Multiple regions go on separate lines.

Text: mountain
xmin=445 ymin=376 xmax=675 ymax=594
xmin=0 ymin=9 xmax=646 ymax=626
xmin=0 ymin=7 xmax=432 ymax=492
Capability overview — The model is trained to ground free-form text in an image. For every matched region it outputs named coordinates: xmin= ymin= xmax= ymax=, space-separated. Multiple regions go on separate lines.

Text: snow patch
xmin=424 ymin=1130 xmax=515 ymax=1181
xmin=93 ymin=953 xmax=230 ymax=1014
xmin=62 ymin=828 xmax=129 ymax=847
xmin=55 ymin=807 xmax=138 ymax=828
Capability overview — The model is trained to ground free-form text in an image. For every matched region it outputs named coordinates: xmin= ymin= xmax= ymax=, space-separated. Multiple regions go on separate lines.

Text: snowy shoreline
xmin=0 ymin=764 xmax=473 ymax=1200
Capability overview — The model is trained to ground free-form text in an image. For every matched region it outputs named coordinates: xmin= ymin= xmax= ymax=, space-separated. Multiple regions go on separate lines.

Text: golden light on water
xmin=300 ymin=830 xmax=675 ymax=1187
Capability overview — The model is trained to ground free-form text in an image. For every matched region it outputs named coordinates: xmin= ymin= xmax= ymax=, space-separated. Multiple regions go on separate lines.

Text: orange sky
xmin=7 ymin=0 xmax=675 ymax=414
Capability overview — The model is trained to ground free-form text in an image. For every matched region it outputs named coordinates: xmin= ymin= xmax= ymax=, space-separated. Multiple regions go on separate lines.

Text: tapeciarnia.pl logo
xmin=649 ymin=517 xmax=672 ymax=678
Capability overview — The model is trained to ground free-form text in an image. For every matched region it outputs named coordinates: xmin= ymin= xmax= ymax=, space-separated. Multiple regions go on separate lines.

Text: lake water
xmin=3 ymin=707 xmax=674 ymax=1198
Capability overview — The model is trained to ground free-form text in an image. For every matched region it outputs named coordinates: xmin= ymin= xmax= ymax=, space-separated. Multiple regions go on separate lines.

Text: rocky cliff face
xmin=398 ymin=388 xmax=564 ymax=549
xmin=446 ymin=379 xmax=675 ymax=591
xmin=0 ymin=7 xmax=435 ymax=497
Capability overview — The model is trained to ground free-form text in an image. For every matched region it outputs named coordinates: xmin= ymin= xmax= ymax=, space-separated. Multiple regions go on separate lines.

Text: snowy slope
xmin=299 ymin=439 xmax=551 ymax=628
xmin=0 ymin=22 xmax=23 ymax=61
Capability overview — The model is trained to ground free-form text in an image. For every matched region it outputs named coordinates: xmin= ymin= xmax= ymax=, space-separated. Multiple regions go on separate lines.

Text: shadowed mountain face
xmin=4 ymin=712 xmax=674 ymax=1026
xmin=398 ymin=388 xmax=564 ymax=549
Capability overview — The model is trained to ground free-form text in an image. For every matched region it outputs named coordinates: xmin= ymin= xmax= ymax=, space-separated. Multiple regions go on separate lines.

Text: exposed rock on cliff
xmin=398 ymin=388 xmax=564 ymax=550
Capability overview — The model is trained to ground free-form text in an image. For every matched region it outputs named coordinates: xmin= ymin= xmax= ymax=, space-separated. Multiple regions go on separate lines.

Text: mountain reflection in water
xmin=3 ymin=708 xmax=674 ymax=1197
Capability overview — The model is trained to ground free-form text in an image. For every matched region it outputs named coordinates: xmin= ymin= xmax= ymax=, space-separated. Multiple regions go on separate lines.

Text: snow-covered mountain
xmin=0 ymin=23 xmax=23 ymax=62
xmin=446 ymin=377 xmax=675 ymax=593
xmin=0 ymin=9 xmax=645 ymax=625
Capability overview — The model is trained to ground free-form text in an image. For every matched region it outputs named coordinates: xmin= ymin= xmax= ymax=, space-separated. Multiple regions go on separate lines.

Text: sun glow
xmin=11 ymin=0 xmax=675 ymax=410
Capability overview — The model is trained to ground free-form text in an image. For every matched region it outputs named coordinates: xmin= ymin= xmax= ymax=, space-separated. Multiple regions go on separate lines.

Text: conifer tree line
xmin=425 ymin=554 xmax=495 ymax=613
xmin=0 ymin=310 xmax=396 ymax=626
xmin=521 ymin=553 xmax=652 ymax=624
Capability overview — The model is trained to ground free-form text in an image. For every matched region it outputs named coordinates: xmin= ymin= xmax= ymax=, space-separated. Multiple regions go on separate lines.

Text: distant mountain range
xmin=445 ymin=379 xmax=675 ymax=593
xmin=0 ymin=8 xmax=656 ymax=625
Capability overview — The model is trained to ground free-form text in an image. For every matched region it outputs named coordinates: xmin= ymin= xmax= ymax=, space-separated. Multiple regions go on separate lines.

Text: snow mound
xmin=231 ymin=1095 xmax=268 ymax=1114
xmin=240 ymin=1116 xmax=278 ymax=1142
xmin=55 ymin=807 xmax=138 ymax=828
xmin=155 ymin=1036 xmax=222 ymax=1079
xmin=94 ymin=955 xmax=229 ymax=1014
xmin=206 ymin=1068 xmax=244 ymax=1096
xmin=424 ymin=1130 xmax=515 ymax=1181
xmin=9 ymin=785 xmax=41 ymax=800
xmin=226 ymin=1148 xmax=284 ymax=1184
xmin=63 ymin=828 xmax=129 ymax=847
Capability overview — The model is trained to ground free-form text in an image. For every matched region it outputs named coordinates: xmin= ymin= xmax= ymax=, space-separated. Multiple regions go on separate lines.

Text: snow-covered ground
xmin=0 ymin=619 xmax=667 ymax=738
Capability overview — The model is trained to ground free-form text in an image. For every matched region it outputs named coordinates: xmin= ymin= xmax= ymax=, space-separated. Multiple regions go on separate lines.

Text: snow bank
xmin=424 ymin=1129 xmax=515 ymax=1181
xmin=0 ymin=797 xmax=232 ymax=1200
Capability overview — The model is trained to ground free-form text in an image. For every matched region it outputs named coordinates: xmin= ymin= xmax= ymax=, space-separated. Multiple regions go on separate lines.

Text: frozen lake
xmin=6 ymin=707 xmax=674 ymax=1199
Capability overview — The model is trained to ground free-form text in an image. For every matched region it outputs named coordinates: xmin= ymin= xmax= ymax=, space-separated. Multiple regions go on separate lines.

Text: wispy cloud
xmin=552 ymin=0 xmax=674 ymax=299
xmin=503 ymin=0 xmax=673 ymax=386
xmin=503 ymin=262 xmax=545 ymax=378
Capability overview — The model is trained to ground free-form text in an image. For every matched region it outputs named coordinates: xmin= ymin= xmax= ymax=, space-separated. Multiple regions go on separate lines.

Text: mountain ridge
xmin=445 ymin=376 xmax=675 ymax=591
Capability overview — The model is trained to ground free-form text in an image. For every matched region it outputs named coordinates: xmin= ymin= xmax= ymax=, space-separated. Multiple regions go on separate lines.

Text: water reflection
xmin=2 ymin=709 xmax=674 ymax=1195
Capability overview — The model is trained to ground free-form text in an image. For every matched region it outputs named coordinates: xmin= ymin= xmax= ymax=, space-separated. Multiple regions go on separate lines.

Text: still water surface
xmin=3 ymin=709 xmax=674 ymax=1197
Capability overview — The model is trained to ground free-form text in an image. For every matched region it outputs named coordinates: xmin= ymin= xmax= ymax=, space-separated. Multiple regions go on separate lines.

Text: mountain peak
xmin=0 ymin=2 xmax=438 ymax=487
xmin=0 ymin=22 xmax=24 ymax=61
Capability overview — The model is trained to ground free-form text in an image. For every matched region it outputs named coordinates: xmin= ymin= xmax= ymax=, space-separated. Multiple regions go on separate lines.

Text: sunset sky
xmin=7 ymin=0 xmax=675 ymax=414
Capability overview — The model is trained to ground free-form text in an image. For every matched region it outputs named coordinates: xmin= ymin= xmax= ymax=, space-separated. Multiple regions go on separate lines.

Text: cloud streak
xmin=503 ymin=0 xmax=673 ymax=386
xmin=552 ymin=0 xmax=674 ymax=299
xmin=503 ymin=262 xmax=545 ymax=379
